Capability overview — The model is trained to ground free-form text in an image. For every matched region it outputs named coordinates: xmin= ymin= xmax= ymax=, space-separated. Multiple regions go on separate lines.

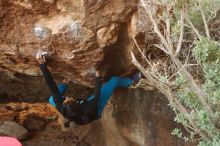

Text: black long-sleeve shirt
xmin=40 ymin=63 xmax=101 ymax=125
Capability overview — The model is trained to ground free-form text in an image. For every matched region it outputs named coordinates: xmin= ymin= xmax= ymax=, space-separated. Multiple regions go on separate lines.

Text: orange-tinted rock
xmin=23 ymin=114 xmax=47 ymax=130
xmin=0 ymin=0 xmax=138 ymax=87
xmin=97 ymin=23 xmax=119 ymax=48
xmin=0 ymin=106 xmax=17 ymax=121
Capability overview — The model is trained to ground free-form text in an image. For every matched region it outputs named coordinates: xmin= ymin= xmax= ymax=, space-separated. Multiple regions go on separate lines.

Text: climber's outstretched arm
xmin=36 ymin=52 xmax=63 ymax=111
xmin=94 ymin=71 xmax=102 ymax=102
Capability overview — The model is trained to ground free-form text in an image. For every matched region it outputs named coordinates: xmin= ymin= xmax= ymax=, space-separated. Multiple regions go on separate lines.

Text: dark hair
xmin=61 ymin=101 xmax=80 ymax=119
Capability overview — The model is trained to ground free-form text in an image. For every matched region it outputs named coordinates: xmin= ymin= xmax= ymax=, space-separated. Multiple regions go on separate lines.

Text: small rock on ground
xmin=0 ymin=121 xmax=28 ymax=140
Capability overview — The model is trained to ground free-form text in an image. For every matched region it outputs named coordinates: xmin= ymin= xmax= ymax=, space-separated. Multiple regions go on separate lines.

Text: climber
xmin=36 ymin=51 xmax=141 ymax=125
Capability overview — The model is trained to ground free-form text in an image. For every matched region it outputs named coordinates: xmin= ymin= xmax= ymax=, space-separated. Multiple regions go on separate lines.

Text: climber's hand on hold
xmin=36 ymin=51 xmax=46 ymax=64
xmin=95 ymin=70 xmax=100 ymax=77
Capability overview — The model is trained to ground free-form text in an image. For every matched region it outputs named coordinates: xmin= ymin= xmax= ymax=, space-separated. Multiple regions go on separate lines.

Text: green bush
xmin=172 ymin=38 xmax=220 ymax=145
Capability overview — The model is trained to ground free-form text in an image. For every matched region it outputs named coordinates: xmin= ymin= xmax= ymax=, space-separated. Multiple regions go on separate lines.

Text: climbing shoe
xmin=132 ymin=71 xmax=142 ymax=84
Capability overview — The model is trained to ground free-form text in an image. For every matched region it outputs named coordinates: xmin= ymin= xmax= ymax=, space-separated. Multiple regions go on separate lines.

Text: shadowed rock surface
xmin=0 ymin=89 xmax=195 ymax=146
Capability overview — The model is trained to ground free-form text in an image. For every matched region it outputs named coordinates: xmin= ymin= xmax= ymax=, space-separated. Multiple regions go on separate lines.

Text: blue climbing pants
xmin=87 ymin=76 xmax=133 ymax=117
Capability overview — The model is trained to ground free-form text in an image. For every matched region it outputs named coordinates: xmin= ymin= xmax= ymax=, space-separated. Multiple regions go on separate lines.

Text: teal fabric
xmin=49 ymin=83 xmax=67 ymax=107
xmin=49 ymin=77 xmax=132 ymax=117
xmin=87 ymin=76 xmax=132 ymax=117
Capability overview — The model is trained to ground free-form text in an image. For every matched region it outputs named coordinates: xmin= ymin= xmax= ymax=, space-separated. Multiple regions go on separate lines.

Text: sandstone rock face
xmin=0 ymin=106 xmax=17 ymax=121
xmin=97 ymin=23 xmax=119 ymax=48
xmin=0 ymin=0 xmax=145 ymax=101
xmin=0 ymin=121 xmax=28 ymax=140
xmin=23 ymin=114 xmax=47 ymax=130
xmin=99 ymin=89 xmax=192 ymax=146
xmin=0 ymin=0 xmax=138 ymax=87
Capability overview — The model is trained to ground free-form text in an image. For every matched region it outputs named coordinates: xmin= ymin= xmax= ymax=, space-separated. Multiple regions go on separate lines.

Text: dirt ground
xmin=0 ymin=102 xmax=90 ymax=146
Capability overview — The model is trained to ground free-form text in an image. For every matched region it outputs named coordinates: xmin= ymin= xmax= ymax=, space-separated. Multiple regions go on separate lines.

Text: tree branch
xmin=154 ymin=44 xmax=169 ymax=54
xmin=166 ymin=16 xmax=173 ymax=47
xmin=140 ymin=0 xmax=171 ymax=53
xmin=175 ymin=9 xmax=185 ymax=55
xmin=168 ymin=64 xmax=198 ymax=81
xmin=171 ymin=56 xmax=214 ymax=117
xmin=131 ymin=51 xmax=157 ymax=87
xmin=131 ymin=51 xmax=210 ymax=140
xmin=185 ymin=16 xmax=202 ymax=39
xmin=198 ymin=0 xmax=210 ymax=39
xmin=132 ymin=36 xmax=162 ymax=78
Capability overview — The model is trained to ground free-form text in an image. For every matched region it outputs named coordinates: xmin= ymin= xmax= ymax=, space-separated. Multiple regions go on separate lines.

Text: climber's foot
xmin=132 ymin=71 xmax=142 ymax=84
